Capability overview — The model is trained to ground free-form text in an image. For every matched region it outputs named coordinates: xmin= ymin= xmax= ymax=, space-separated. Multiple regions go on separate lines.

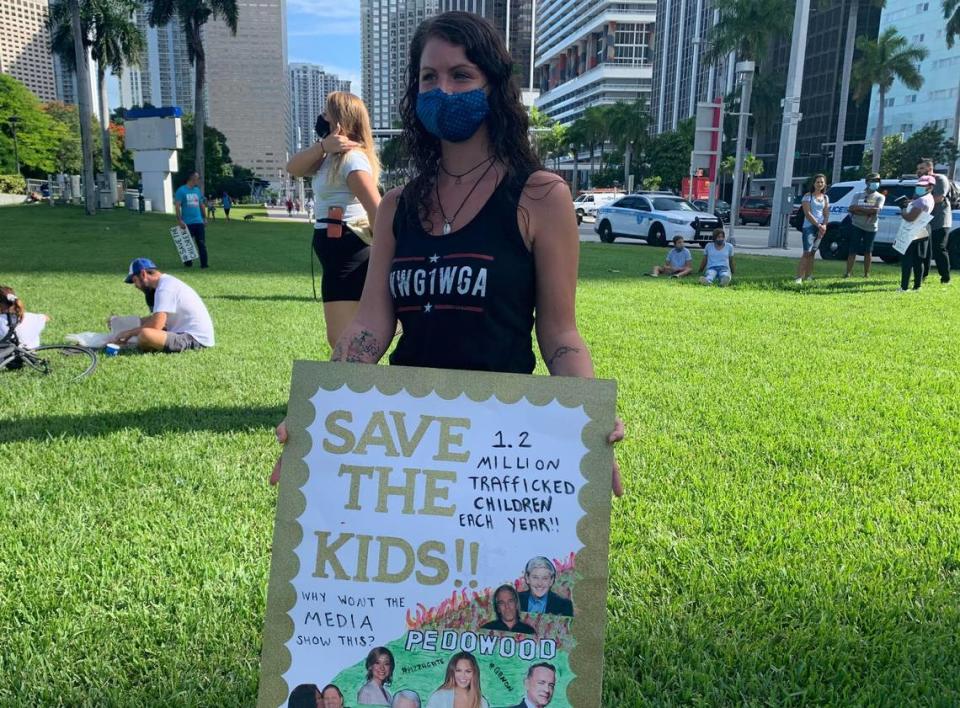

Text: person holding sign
xmin=481 ymin=585 xmax=535 ymax=634
xmin=174 ymin=171 xmax=208 ymax=269
xmin=518 ymin=557 xmax=572 ymax=617
xmin=273 ymin=11 xmax=625 ymax=496
xmin=113 ymin=258 xmax=215 ymax=352
xmin=897 ymin=174 xmax=935 ymax=292
xmin=425 ymin=652 xmax=489 ymax=708
xmin=356 ymin=647 xmax=395 ymax=706
xmin=286 ymin=92 xmax=382 ymax=348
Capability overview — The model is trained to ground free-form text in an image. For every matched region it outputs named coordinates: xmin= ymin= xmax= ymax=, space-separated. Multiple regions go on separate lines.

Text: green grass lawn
xmin=2 ymin=204 xmax=959 ymax=706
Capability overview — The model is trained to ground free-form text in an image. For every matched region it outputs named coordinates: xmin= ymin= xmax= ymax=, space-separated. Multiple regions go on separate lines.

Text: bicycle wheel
xmin=23 ymin=344 xmax=98 ymax=382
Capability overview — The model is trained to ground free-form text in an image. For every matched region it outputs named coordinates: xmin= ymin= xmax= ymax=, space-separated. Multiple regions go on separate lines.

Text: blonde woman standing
xmin=287 ymin=91 xmax=381 ymax=347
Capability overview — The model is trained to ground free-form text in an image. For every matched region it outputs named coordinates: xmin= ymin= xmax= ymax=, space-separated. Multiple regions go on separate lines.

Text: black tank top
xmin=389 ymin=171 xmax=536 ymax=373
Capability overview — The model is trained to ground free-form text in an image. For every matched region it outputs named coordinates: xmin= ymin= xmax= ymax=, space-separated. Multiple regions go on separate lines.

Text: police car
xmin=594 ymin=192 xmax=724 ymax=246
xmin=816 ymin=177 xmax=960 ymax=264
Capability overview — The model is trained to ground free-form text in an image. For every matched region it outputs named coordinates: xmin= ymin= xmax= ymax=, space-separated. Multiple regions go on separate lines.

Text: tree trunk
xmin=952 ymin=75 xmax=960 ymax=180
xmin=98 ymin=63 xmax=113 ymax=179
xmin=832 ymin=0 xmax=858 ymax=184
xmin=871 ymin=86 xmax=885 ymax=174
xmin=192 ymin=20 xmax=206 ymax=193
xmin=69 ymin=0 xmax=96 ymax=215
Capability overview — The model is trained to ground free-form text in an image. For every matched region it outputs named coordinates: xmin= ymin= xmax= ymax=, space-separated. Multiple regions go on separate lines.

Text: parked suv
xmin=693 ymin=199 xmax=731 ymax=223
xmin=810 ymin=178 xmax=960 ymax=265
xmin=573 ymin=191 xmax=624 ymax=225
xmin=594 ymin=192 xmax=723 ymax=246
xmin=738 ymin=197 xmax=773 ymax=225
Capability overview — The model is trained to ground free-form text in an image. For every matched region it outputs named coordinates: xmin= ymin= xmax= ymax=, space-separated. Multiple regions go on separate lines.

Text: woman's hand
xmin=609 ymin=417 xmax=625 ymax=497
xmin=818 ymin=223 xmax=826 ymax=235
xmin=321 ymin=126 xmax=360 ymax=155
xmin=270 ymin=420 xmax=288 ymax=485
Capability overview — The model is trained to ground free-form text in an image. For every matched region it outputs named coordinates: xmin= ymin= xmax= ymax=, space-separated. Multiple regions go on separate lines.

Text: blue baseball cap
xmin=124 ymin=257 xmax=157 ymax=283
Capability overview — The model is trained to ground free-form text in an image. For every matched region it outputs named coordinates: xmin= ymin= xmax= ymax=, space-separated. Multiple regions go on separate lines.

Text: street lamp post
xmin=728 ymin=61 xmax=755 ymax=245
xmin=9 ymin=115 xmax=21 ymax=176
xmin=569 ymin=142 xmax=579 ymax=196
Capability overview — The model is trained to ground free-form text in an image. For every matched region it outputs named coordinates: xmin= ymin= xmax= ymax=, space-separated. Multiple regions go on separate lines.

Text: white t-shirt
xmin=0 ymin=311 xmax=47 ymax=349
xmin=152 ymin=274 xmax=215 ymax=347
xmin=311 ymin=150 xmax=372 ymax=225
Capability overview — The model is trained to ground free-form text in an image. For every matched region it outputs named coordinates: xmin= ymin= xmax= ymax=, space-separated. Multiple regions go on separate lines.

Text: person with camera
xmin=287 ymin=92 xmax=381 ymax=347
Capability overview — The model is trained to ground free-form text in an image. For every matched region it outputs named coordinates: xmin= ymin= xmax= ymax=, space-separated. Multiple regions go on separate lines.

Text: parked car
xmin=573 ymin=191 xmax=625 ymax=225
xmin=594 ymin=192 xmax=724 ymax=246
xmin=801 ymin=178 xmax=960 ymax=265
xmin=738 ymin=197 xmax=773 ymax=225
xmin=693 ymin=199 xmax=731 ymax=223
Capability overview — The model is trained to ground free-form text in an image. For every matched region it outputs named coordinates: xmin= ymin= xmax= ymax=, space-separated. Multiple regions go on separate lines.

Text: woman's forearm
xmin=331 ymin=320 xmax=393 ymax=364
xmin=287 ymin=142 xmax=324 ymax=178
xmin=539 ymin=330 xmax=595 ymax=377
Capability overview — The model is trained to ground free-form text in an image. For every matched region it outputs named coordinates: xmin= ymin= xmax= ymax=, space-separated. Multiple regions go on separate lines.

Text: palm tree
xmin=943 ymin=0 xmax=960 ymax=177
xmin=49 ymin=0 xmax=144 ymax=186
xmin=66 ymin=0 xmax=97 ymax=214
xmin=852 ymin=27 xmax=928 ymax=173
xmin=147 ymin=0 xmax=239 ymax=192
xmin=606 ymin=100 xmax=649 ymax=188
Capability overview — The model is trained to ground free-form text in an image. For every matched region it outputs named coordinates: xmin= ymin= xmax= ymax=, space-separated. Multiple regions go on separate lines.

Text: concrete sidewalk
xmin=265 ymin=207 xmax=312 ymax=223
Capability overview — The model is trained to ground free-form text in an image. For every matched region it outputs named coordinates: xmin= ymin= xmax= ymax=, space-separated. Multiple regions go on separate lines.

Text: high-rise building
xmin=866 ymin=0 xmax=960 ymax=154
xmin=651 ymin=0 xmax=735 ymax=133
xmin=361 ymin=0 xmax=441 ymax=133
xmin=533 ymin=0 xmax=655 ymax=125
xmin=754 ymin=0 xmax=881 ymax=184
xmin=361 ymin=0 xmax=536 ymax=134
xmin=288 ymin=63 xmax=352 ymax=155
xmin=204 ymin=0 xmax=290 ymax=185
xmin=118 ymin=5 xmax=194 ymax=110
xmin=0 ymin=0 xmax=56 ymax=101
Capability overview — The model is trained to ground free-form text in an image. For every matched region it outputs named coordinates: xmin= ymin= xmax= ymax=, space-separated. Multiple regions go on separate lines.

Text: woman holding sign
xmin=426 ymin=652 xmax=489 ymax=708
xmin=273 ymin=11 xmax=624 ymax=495
xmin=286 ymin=92 xmax=382 ymax=348
xmin=897 ymin=174 xmax=935 ymax=292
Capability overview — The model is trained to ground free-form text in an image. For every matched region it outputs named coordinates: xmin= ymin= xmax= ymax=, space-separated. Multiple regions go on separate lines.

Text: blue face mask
xmin=867 ymin=182 xmax=879 ymax=191
xmin=416 ymin=88 xmax=490 ymax=142
xmin=915 ymin=186 xmax=928 ymax=196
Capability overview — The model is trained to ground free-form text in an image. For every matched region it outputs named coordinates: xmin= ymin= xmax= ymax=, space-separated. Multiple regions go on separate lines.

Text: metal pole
xmin=728 ymin=61 xmax=754 ymax=245
xmin=770 ymin=0 xmax=812 ymax=247
xmin=570 ymin=143 xmax=579 ymax=196
xmin=9 ymin=117 xmax=20 ymax=175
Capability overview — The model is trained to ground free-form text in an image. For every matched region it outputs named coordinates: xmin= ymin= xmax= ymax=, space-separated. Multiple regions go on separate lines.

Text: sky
xmin=286 ymin=0 xmax=362 ymax=93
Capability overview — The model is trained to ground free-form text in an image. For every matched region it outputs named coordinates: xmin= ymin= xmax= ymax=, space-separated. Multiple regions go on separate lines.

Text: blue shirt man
xmin=174 ymin=172 xmax=209 ymax=268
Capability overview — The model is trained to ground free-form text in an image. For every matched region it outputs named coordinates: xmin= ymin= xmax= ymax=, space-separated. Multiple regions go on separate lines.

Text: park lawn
xmin=1 ymin=204 xmax=959 ymax=706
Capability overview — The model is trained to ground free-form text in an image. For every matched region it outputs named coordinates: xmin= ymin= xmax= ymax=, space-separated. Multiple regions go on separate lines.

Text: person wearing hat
xmin=113 ymin=258 xmax=215 ymax=352
xmin=844 ymin=173 xmax=885 ymax=278
xmin=898 ymin=175 xmax=935 ymax=292
xmin=916 ymin=158 xmax=952 ymax=284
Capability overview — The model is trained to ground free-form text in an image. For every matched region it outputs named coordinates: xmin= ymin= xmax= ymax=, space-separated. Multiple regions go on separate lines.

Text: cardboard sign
xmin=259 ymin=362 xmax=617 ymax=708
xmin=170 ymin=225 xmax=199 ymax=263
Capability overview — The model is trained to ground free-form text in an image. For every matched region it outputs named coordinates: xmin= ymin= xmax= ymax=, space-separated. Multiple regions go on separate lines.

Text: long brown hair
xmin=326 ymin=91 xmax=381 ymax=185
xmin=437 ymin=651 xmax=482 ymax=708
xmin=0 ymin=286 xmax=24 ymax=321
xmin=398 ymin=11 xmax=542 ymax=230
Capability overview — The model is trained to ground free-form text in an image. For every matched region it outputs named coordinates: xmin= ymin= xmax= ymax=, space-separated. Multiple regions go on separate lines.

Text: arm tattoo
xmin=332 ymin=329 xmax=381 ymax=363
xmin=546 ymin=345 xmax=581 ymax=371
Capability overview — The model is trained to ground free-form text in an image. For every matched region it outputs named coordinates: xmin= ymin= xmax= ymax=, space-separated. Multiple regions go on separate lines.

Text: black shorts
xmin=846 ymin=223 xmax=877 ymax=253
xmin=312 ymin=226 xmax=370 ymax=302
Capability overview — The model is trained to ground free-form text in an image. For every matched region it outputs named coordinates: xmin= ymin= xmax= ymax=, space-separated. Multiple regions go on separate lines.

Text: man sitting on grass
xmin=113 ymin=258 xmax=215 ymax=353
xmin=650 ymin=236 xmax=693 ymax=278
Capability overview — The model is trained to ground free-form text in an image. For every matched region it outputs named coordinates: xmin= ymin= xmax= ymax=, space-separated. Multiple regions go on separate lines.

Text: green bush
xmin=0 ymin=174 xmax=27 ymax=194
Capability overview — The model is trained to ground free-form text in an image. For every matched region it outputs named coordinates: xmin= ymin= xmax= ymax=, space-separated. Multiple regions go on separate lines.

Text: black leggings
xmin=900 ymin=237 xmax=929 ymax=290
xmin=312 ymin=226 xmax=370 ymax=302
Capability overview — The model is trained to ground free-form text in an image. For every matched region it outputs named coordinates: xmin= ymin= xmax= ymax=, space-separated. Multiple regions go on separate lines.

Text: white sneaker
xmin=794 ymin=277 xmax=803 ymax=284
xmin=719 ymin=275 xmax=732 ymax=286
xmin=699 ymin=276 xmax=709 ymax=285
xmin=897 ymin=287 xmax=909 ymax=293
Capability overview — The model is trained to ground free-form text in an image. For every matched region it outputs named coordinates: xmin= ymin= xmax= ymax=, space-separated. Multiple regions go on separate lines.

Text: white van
xmin=817 ymin=178 xmax=960 ymax=263
xmin=573 ymin=191 xmax=625 ymax=225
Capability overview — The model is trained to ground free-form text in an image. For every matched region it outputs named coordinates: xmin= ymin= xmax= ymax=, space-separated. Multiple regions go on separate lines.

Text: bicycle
xmin=1 ymin=314 xmax=98 ymax=382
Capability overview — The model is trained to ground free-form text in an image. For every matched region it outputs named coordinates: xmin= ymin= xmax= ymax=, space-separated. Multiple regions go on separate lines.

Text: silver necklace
xmin=436 ymin=160 xmax=497 ymax=235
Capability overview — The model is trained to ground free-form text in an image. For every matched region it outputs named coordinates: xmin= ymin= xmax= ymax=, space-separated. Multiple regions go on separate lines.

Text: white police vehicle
xmin=594 ymin=192 xmax=724 ymax=246
xmin=816 ymin=178 xmax=960 ymax=264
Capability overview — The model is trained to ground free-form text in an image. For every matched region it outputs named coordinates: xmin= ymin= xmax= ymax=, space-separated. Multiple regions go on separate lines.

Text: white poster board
xmin=170 ymin=225 xmax=199 ymax=263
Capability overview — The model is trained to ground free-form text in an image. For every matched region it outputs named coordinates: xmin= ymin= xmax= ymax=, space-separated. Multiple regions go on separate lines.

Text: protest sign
xmin=169 ymin=225 xmax=199 ymax=263
xmin=258 ymin=361 xmax=617 ymax=708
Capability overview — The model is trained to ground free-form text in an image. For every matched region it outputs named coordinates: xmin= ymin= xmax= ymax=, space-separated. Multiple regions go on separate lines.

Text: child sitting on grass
xmin=650 ymin=236 xmax=693 ymax=278
xmin=698 ymin=229 xmax=735 ymax=286
xmin=0 ymin=285 xmax=50 ymax=349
